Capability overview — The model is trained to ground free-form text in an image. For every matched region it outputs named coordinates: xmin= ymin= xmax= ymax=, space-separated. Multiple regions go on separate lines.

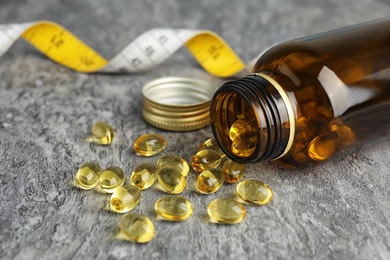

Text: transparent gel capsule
xmin=221 ymin=159 xmax=246 ymax=183
xmin=196 ymin=168 xmax=224 ymax=194
xmin=75 ymin=162 xmax=102 ymax=190
xmin=292 ymin=151 xmax=308 ymax=163
xmin=317 ymin=105 xmax=334 ymax=119
xmin=301 ymin=101 xmax=319 ymax=119
xmin=100 ymin=166 xmax=125 ymax=193
xmin=191 ymin=149 xmax=222 ymax=173
xmin=198 ymin=138 xmax=225 ymax=158
xmin=207 ymin=198 xmax=246 ymax=224
xmin=231 ymin=130 xmax=258 ymax=157
xmin=157 ymin=167 xmax=186 ymax=194
xmin=110 ymin=184 xmax=141 ymax=213
xmin=119 ymin=213 xmax=155 ymax=243
xmin=296 ymin=117 xmax=316 ymax=138
xmin=291 ymin=131 xmax=310 ymax=154
xmin=308 ymin=132 xmax=338 ymax=161
xmin=229 ymin=118 xmax=258 ymax=141
xmin=154 ymin=195 xmax=194 ymax=221
xmin=157 ymin=155 xmax=189 ymax=177
xmin=90 ymin=121 xmax=114 ymax=145
xmin=329 ymin=119 xmax=357 ymax=146
xmin=130 ymin=163 xmax=159 ymax=190
xmin=133 ymin=134 xmax=166 ymax=156
xmin=235 ymin=113 xmax=245 ymax=120
xmin=236 ymin=180 xmax=273 ymax=205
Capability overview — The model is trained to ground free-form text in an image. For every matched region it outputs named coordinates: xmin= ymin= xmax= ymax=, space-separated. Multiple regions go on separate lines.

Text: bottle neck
xmin=210 ymin=74 xmax=295 ymax=163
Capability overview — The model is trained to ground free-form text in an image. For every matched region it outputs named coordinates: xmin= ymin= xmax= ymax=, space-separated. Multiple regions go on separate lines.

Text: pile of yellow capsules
xmin=75 ymin=121 xmax=273 ymax=243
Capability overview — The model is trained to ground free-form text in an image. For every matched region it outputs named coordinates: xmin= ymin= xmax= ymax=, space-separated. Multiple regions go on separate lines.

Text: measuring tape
xmin=0 ymin=20 xmax=253 ymax=77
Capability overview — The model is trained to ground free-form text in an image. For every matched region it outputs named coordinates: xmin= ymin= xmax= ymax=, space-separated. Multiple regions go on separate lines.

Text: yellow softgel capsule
xmin=75 ymin=161 xmax=102 ymax=190
xmin=329 ymin=119 xmax=357 ymax=146
xmin=154 ymin=195 xmax=194 ymax=221
xmin=231 ymin=130 xmax=258 ymax=157
xmin=110 ymin=184 xmax=141 ymax=213
xmin=91 ymin=121 xmax=114 ymax=145
xmin=207 ymin=198 xmax=246 ymax=224
xmin=198 ymin=138 xmax=225 ymax=158
xmin=157 ymin=155 xmax=189 ymax=177
xmin=191 ymin=149 xmax=222 ymax=172
xmin=308 ymin=132 xmax=338 ymax=161
xmin=130 ymin=163 xmax=159 ymax=190
xmin=119 ymin=213 xmax=155 ymax=243
xmin=236 ymin=180 xmax=273 ymax=205
xmin=196 ymin=168 xmax=224 ymax=194
xmin=133 ymin=134 xmax=166 ymax=156
xmin=100 ymin=166 xmax=125 ymax=193
xmin=157 ymin=167 xmax=186 ymax=194
xmin=229 ymin=118 xmax=257 ymax=141
xmin=221 ymin=159 xmax=246 ymax=183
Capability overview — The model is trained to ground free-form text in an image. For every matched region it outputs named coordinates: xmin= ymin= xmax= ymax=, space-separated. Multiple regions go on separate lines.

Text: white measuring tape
xmin=0 ymin=21 xmax=256 ymax=77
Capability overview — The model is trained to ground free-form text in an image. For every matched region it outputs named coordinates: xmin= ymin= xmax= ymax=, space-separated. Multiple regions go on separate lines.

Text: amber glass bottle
xmin=210 ymin=18 xmax=390 ymax=164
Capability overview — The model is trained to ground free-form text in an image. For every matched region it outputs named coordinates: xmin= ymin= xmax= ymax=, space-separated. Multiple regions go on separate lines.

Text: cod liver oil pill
xmin=236 ymin=180 xmax=273 ymax=205
xmin=75 ymin=162 xmax=102 ymax=190
xmin=110 ymin=184 xmax=141 ymax=213
xmin=308 ymin=132 xmax=338 ymax=161
xmin=154 ymin=195 xmax=194 ymax=221
xmin=191 ymin=149 xmax=221 ymax=172
xmin=229 ymin=118 xmax=257 ymax=141
xmin=221 ymin=159 xmax=246 ymax=183
xmin=292 ymin=151 xmax=308 ymax=163
xmin=196 ymin=168 xmax=224 ymax=194
xmin=157 ymin=155 xmax=189 ymax=177
xmin=157 ymin=167 xmax=186 ymax=194
xmin=133 ymin=134 xmax=166 ymax=156
xmin=130 ymin=163 xmax=159 ymax=190
xmin=207 ymin=198 xmax=246 ymax=224
xmin=119 ymin=213 xmax=155 ymax=243
xmin=100 ymin=166 xmax=125 ymax=193
xmin=231 ymin=130 xmax=258 ymax=157
xmin=329 ymin=119 xmax=356 ymax=147
xmin=198 ymin=138 xmax=225 ymax=158
xmin=91 ymin=121 xmax=114 ymax=145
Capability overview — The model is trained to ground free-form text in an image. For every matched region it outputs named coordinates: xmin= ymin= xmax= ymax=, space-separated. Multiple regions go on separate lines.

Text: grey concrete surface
xmin=0 ymin=0 xmax=389 ymax=259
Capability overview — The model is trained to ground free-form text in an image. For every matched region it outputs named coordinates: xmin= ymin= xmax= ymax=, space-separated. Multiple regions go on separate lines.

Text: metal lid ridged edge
xmin=142 ymin=77 xmax=217 ymax=131
xmin=143 ymin=108 xmax=210 ymax=131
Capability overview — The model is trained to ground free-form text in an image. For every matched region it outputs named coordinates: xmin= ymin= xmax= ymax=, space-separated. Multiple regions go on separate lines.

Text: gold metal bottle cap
xmin=142 ymin=77 xmax=218 ymax=131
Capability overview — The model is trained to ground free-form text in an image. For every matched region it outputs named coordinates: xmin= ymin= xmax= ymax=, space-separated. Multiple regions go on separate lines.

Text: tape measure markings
xmin=21 ymin=21 xmax=108 ymax=72
xmin=150 ymin=29 xmax=179 ymax=56
xmin=0 ymin=20 xmax=249 ymax=77
xmin=107 ymin=29 xmax=173 ymax=72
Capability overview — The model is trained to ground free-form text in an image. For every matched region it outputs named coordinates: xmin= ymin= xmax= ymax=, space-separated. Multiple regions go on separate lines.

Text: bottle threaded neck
xmin=210 ymin=74 xmax=292 ymax=163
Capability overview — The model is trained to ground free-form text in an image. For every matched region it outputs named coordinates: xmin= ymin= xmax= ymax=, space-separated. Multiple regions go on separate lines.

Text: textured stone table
xmin=0 ymin=1 xmax=389 ymax=259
